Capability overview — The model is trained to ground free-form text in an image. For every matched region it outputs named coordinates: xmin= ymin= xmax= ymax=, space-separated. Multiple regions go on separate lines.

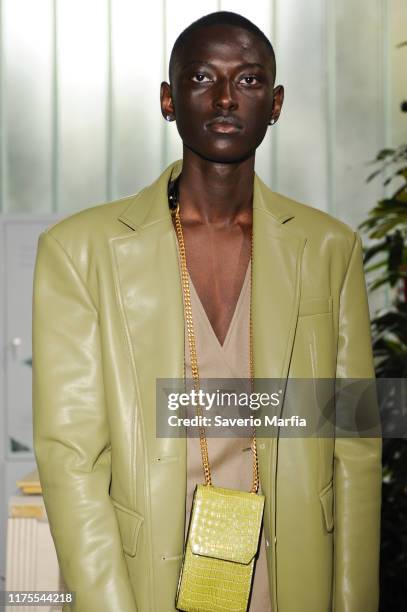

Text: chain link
xmin=171 ymin=201 xmax=259 ymax=493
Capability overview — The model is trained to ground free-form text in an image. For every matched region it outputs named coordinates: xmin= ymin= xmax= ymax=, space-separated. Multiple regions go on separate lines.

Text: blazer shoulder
xmin=275 ymin=190 xmax=354 ymax=234
xmin=268 ymin=189 xmax=357 ymax=255
xmin=40 ymin=193 xmax=139 ymax=248
xmin=35 ymin=194 xmax=142 ymax=308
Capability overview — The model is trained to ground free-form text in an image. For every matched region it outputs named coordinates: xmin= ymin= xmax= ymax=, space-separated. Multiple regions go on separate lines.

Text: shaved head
xmin=169 ymin=11 xmax=276 ymax=85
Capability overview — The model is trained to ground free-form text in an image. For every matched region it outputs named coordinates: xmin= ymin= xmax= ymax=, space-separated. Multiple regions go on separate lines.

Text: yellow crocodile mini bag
xmin=176 ymin=484 xmax=265 ymax=612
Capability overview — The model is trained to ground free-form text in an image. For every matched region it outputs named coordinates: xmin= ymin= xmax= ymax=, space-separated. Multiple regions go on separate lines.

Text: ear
xmin=268 ymin=85 xmax=284 ymax=125
xmin=160 ymin=81 xmax=175 ymax=121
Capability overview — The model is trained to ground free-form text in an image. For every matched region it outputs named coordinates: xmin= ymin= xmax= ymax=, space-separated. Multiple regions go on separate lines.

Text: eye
xmin=191 ymin=72 xmax=211 ymax=83
xmin=240 ymin=75 xmax=260 ymax=85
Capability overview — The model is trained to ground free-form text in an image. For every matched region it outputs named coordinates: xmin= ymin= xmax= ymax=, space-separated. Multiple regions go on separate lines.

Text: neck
xmin=177 ymin=147 xmax=255 ymax=227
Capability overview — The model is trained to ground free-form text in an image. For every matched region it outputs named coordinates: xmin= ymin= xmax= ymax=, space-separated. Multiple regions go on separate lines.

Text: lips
xmin=205 ymin=116 xmax=243 ymax=134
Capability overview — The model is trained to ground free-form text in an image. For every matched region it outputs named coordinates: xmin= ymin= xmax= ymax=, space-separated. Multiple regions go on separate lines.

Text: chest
xmin=177 ymin=222 xmax=252 ymax=347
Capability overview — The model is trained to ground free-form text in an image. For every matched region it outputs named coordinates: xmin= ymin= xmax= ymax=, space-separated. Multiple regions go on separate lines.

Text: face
xmin=160 ymin=24 xmax=284 ymax=164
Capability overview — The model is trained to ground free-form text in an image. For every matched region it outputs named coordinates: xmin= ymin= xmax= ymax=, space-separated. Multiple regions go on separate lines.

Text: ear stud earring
xmin=269 ymin=118 xmax=276 ymax=125
xmin=166 ymin=115 xmax=172 ymax=121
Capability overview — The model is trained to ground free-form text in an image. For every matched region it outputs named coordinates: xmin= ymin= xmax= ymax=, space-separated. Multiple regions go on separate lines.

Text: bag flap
xmin=189 ymin=485 xmax=265 ymax=565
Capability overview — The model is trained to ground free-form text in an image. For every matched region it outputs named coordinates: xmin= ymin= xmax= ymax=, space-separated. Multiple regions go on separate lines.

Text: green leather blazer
xmin=32 ymin=159 xmax=382 ymax=611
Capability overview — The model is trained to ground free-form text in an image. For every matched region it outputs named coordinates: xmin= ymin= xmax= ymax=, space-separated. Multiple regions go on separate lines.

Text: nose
xmin=213 ymin=77 xmax=238 ymax=112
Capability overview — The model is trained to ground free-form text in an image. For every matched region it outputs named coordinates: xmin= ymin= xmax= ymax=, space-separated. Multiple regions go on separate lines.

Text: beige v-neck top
xmin=179 ymin=254 xmax=272 ymax=612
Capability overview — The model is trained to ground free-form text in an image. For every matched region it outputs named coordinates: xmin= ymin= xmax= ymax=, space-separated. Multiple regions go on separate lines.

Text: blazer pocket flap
xmin=319 ymin=481 xmax=334 ymax=532
xmin=299 ymin=296 xmax=332 ymax=317
xmin=111 ymin=498 xmax=144 ymax=557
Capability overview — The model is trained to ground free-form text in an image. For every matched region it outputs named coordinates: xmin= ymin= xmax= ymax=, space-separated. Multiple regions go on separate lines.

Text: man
xmin=32 ymin=11 xmax=382 ymax=612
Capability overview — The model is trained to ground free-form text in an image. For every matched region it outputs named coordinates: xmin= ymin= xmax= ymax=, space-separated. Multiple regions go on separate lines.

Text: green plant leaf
xmin=376 ymin=148 xmax=396 ymax=160
xmin=367 ymin=168 xmax=383 ymax=182
xmin=396 ymin=168 xmax=407 ymax=180
xmin=371 ymin=219 xmax=406 ymax=238
xmin=363 ymin=239 xmax=388 ymax=263
xmin=364 ymin=260 xmax=388 ymax=273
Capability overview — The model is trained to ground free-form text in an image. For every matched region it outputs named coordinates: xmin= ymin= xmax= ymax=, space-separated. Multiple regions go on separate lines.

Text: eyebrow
xmin=181 ymin=60 xmax=266 ymax=71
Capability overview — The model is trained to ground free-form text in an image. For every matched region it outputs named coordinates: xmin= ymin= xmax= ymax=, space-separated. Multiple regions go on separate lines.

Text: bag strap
xmin=170 ymin=191 xmax=260 ymax=494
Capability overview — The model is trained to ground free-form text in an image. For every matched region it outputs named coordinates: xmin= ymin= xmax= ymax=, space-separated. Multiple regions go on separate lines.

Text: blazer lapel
xmin=251 ymin=172 xmax=307 ymax=555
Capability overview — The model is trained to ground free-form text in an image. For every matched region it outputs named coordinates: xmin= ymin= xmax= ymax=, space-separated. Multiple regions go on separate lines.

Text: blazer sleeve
xmin=32 ymin=231 xmax=137 ymax=612
xmin=333 ymin=231 xmax=382 ymax=612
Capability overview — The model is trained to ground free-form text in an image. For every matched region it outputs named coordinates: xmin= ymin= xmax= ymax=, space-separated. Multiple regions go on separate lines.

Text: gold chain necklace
xmin=170 ymin=197 xmax=260 ymax=494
